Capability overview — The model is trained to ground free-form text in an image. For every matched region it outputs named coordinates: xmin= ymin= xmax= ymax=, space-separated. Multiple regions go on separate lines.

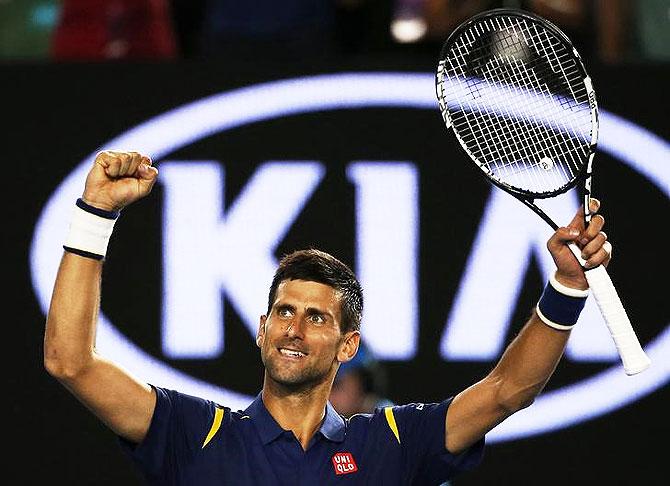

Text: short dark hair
xmin=267 ymin=249 xmax=363 ymax=333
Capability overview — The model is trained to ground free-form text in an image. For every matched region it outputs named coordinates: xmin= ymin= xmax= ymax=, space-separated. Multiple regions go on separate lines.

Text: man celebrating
xmin=44 ymin=151 xmax=612 ymax=484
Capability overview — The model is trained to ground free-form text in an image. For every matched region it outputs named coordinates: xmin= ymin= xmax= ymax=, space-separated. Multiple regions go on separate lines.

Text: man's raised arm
xmin=44 ymin=151 xmax=159 ymax=444
xmin=444 ymin=199 xmax=612 ymax=454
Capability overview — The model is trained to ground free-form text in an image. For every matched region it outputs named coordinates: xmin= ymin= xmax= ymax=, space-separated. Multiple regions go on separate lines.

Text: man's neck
xmin=262 ymin=378 xmax=332 ymax=451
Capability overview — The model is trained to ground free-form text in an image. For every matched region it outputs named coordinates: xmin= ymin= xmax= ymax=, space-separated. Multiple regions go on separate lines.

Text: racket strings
xmin=449 ymin=63 xmax=584 ymax=190
xmin=476 ymin=54 xmax=579 ymax=187
xmin=466 ymin=22 xmax=589 ymax=154
xmin=453 ymin=21 xmax=589 ymax=187
xmin=439 ymin=14 xmax=594 ymax=194
xmin=480 ymin=57 xmax=586 ymax=178
xmin=448 ymin=68 xmax=586 ymax=181
xmin=456 ymin=18 xmax=580 ymax=97
xmin=524 ymin=19 xmax=592 ymax=160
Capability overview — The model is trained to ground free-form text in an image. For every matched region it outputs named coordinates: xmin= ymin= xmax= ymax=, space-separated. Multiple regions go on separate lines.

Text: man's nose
xmin=285 ymin=317 xmax=305 ymax=337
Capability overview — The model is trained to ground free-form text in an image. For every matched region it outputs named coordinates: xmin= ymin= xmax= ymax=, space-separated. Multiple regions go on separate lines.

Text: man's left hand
xmin=546 ymin=198 xmax=613 ymax=290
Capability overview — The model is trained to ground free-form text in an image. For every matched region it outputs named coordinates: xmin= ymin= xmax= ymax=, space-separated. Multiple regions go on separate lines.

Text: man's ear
xmin=256 ymin=315 xmax=267 ymax=348
xmin=337 ymin=331 xmax=360 ymax=364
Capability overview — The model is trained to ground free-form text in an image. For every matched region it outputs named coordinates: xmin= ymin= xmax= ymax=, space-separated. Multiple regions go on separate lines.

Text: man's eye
xmin=309 ymin=314 xmax=325 ymax=324
xmin=278 ymin=308 xmax=293 ymax=317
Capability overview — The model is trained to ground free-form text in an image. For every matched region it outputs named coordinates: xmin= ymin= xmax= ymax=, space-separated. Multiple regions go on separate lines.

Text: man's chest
xmin=187 ymin=431 xmax=404 ymax=485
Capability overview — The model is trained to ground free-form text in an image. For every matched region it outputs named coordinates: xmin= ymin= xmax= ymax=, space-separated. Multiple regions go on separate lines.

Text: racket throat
xmin=520 ymin=197 xmax=559 ymax=230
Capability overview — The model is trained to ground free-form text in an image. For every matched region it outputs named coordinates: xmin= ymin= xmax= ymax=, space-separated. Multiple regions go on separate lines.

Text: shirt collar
xmin=245 ymin=393 xmax=285 ymax=445
xmin=245 ymin=393 xmax=346 ymax=445
xmin=319 ymin=401 xmax=346 ymax=442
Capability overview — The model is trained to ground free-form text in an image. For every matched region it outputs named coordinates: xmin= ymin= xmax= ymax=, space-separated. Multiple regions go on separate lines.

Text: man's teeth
xmin=280 ymin=348 xmax=306 ymax=357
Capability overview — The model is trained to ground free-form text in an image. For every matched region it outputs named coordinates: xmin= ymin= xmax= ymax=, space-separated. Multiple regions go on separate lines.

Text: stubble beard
xmin=262 ymin=349 xmax=334 ymax=392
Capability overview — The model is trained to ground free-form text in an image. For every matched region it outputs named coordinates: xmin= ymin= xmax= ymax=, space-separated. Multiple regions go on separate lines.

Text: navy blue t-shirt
xmin=121 ymin=386 xmax=484 ymax=485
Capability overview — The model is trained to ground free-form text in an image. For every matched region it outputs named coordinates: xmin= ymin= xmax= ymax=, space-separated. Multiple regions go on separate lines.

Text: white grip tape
xmin=64 ymin=205 xmax=117 ymax=257
xmin=567 ymin=242 xmax=651 ymax=375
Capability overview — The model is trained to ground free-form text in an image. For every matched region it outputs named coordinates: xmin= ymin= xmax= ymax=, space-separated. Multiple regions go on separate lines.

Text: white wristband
xmin=536 ymin=272 xmax=589 ymax=330
xmin=63 ymin=199 xmax=119 ymax=260
xmin=549 ymin=272 xmax=590 ymax=297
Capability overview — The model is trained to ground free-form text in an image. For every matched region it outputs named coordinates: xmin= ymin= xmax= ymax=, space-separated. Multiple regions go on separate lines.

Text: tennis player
xmin=44 ymin=151 xmax=612 ymax=484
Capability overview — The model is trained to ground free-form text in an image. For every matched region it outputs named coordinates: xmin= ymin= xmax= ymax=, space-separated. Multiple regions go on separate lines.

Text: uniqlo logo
xmin=332 ymin=452 xmax=358 ymax=475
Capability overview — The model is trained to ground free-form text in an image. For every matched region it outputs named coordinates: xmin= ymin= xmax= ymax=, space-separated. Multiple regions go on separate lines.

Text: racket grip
xmin=567 ymin=243 xmax=651 ymax=375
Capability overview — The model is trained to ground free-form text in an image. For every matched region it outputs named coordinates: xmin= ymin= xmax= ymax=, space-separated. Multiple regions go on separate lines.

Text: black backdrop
xmin=9 ymin=56 xmax=669 ymax=484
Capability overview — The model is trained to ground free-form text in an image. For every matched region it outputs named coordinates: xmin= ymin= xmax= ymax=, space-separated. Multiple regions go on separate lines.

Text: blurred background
xmin=6 ymin=1 xmax=668 ymax=485
xmin=2 ymin=0 xmax=669 ymax=63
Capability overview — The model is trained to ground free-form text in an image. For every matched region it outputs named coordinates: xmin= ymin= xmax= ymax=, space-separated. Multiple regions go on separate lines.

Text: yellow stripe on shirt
xmin=202 ymin=407 xmax=224 ymax=449
xmin=384 ymin=407 xmax=400 ymax=444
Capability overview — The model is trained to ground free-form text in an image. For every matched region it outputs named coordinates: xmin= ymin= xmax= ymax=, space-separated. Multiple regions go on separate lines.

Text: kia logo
xmin=31 ymin=73 xmax=670 ymax=443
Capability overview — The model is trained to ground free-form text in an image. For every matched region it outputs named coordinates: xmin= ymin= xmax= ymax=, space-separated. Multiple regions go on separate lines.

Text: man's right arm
xmin=43 ymin=151 xmax=159 ymax=444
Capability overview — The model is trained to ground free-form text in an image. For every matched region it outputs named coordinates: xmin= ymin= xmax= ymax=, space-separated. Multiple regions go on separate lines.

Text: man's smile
xmin=278 ymin=347 xmax=308 ymax=359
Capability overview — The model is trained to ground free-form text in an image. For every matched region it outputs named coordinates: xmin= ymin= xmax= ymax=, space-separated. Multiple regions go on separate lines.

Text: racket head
xmin=435 ymin=8 xmax=599 ymax=201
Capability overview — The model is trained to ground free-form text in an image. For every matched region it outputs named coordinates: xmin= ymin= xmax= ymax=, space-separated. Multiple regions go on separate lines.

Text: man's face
xmin=257 ymin=279 xmax=358 ymax=390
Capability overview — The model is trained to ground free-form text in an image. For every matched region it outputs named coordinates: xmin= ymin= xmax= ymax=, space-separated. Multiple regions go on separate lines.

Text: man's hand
xmin=82 ymin=150 xmax=158 ymax=212
xmin=547 ymin=198 xmax=613 ymax=290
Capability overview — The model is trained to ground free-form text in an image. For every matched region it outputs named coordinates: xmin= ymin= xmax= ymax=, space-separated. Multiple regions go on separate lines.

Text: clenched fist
xmin=82 ymin=150 xmax=158 ymax=212
xmin=546 ymin=198 xmax=613 ymax=290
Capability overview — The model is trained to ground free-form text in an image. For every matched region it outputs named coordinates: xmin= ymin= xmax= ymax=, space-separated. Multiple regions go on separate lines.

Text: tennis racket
xmin=435 ymin=8 xmax=650 ymax=375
